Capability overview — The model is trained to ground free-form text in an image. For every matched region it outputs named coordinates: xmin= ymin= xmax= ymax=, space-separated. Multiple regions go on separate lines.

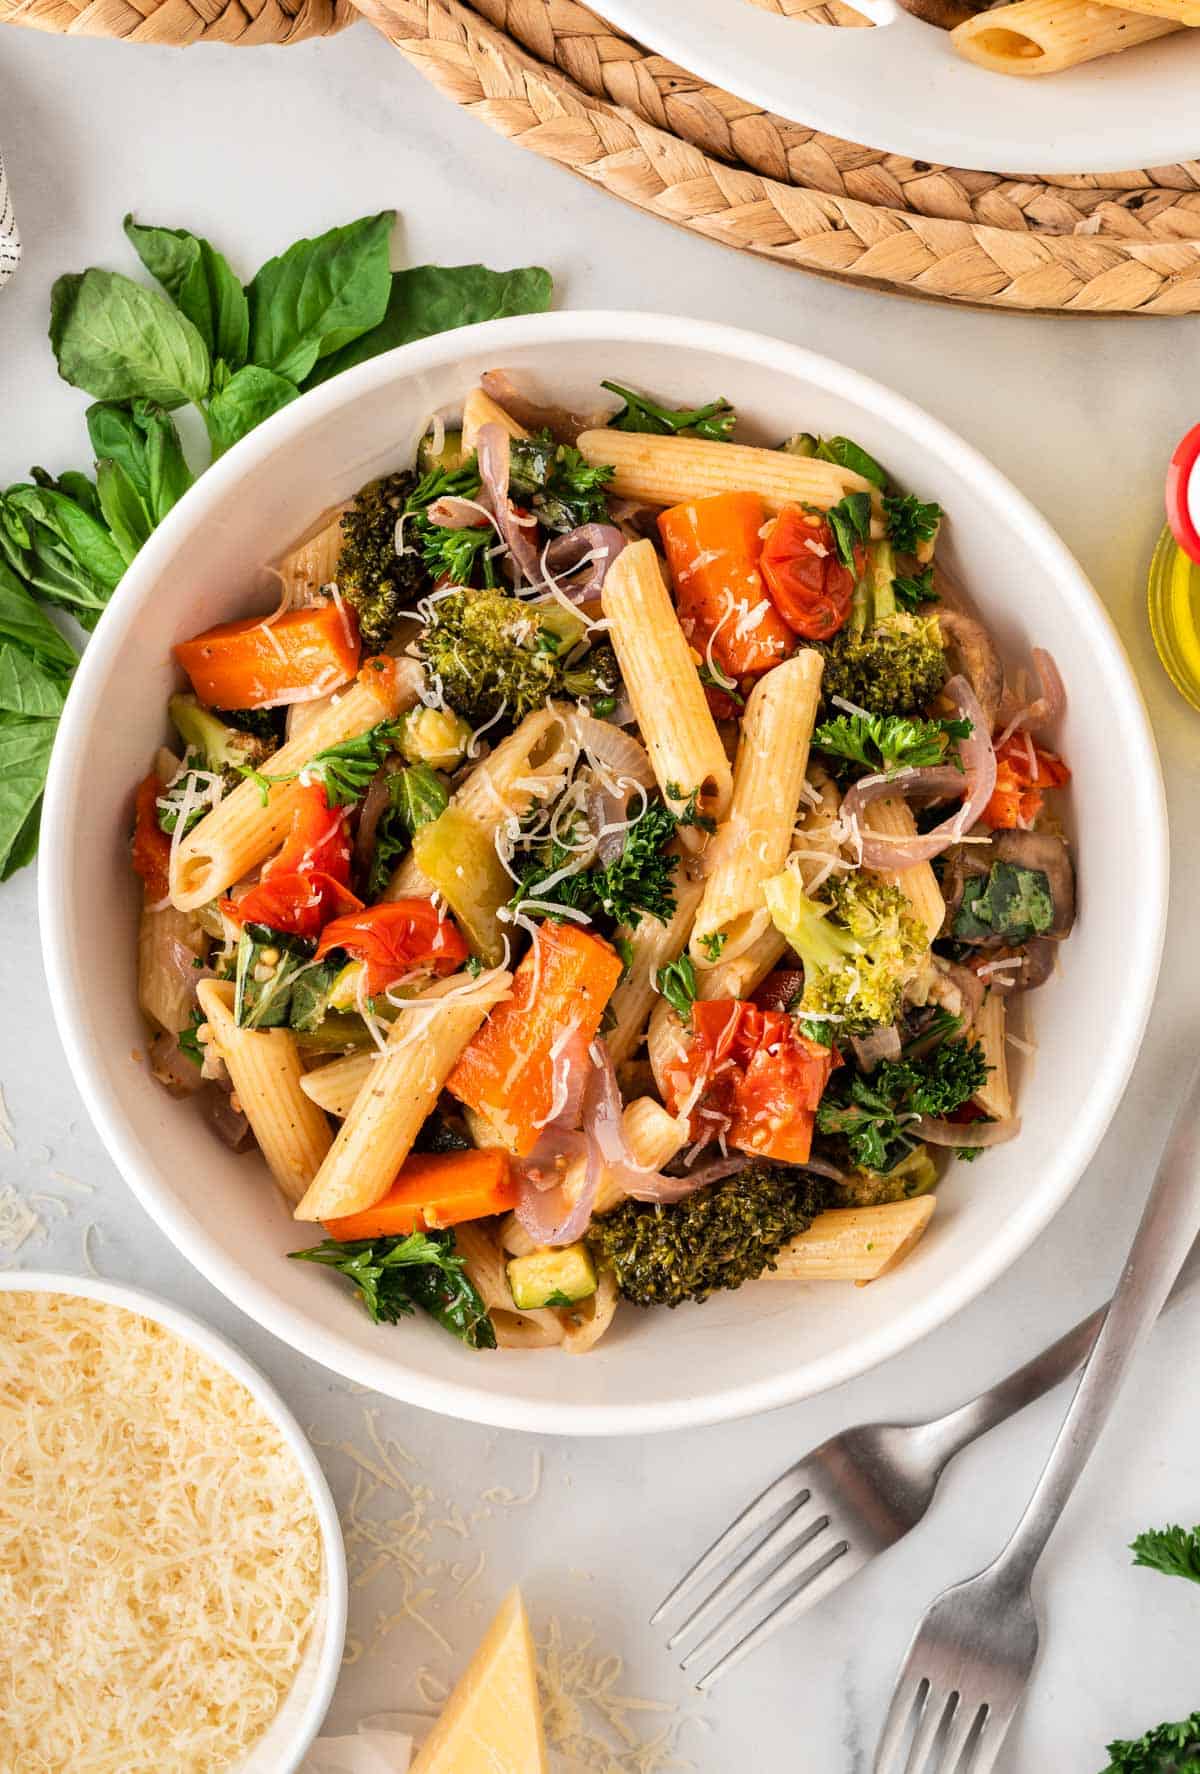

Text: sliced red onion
xmin=479 ymin=369 xmax=600 ymax=444
xmin=792 ymin=1155 xmax=847 ymax=1184
xmin=850 ymin=1024 xmax=902 ymax=1072
xmin=917 ymin=1115 xmax=1021 ymax=1148
xmin=542 ymin=525 xmax=626 ymax=602
xmin=426 ymin=495 xmax=491 ymax=530
xmin=477 ymin=422 xmax=540 ymax=585
xmin=569 ymin=712 xmax=655 ymax=793
xmin=842 ymin=675 xmax=997 ymax=872
xmin=996 ymin=648 xmax=1067 ymax=745
xmin=149 ymin=1031 xmax=205 ymax=1097
xmin=205 ymin=1083 xmax=254 ymax=1149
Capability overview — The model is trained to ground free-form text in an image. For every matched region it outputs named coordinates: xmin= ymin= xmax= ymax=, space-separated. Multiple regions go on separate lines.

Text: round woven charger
xmin=3 ymin=0 xmax=1199 ymax=310
xmin=352 ymin=0 xmax=1200 ymax=314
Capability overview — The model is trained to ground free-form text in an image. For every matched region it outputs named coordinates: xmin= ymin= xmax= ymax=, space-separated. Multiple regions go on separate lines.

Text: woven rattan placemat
xmin=3 ymin=0 xmax=1198 ymax=310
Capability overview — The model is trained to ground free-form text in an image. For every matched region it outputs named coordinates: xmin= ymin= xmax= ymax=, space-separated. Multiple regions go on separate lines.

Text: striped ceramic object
xmin=0 ymin=153 xmax=19 ymax=288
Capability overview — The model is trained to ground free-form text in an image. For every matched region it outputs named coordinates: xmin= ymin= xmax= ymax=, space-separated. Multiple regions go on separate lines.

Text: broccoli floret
xmin=337 ymin=470 xmax=429 ymax=650
xmin=211 ymin=704 xmax=287 ymax=746
xmin=833 ymin=1147 xmax=938 ymax=1206
xmin=815 ymin=612 xmax=946 ymax=717
xmin=587 ymin=1163 xmax=830 ymax=1308
xmin=420 ymin=588 xmax=618 ymax=725
xmin=763 ymin=868 xmax=926 ymax=1038
xmin=160 ymin=694 xmax=275 ymax=834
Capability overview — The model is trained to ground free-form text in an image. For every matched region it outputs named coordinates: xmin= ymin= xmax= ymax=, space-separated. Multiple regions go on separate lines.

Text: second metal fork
xmin=655 ymin=1143 xmax=1200 ymax=1690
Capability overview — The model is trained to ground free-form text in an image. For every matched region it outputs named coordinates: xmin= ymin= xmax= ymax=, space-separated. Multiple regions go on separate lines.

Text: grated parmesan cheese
xmin=0 ymin=1292 xmax=322 ymax=1774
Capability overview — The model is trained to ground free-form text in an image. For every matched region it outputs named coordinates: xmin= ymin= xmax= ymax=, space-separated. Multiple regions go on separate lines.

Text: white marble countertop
xmin=2 ymin=24 xmax=1199 ymax=1768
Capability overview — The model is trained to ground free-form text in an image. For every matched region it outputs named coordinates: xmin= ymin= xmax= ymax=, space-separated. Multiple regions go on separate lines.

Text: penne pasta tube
xmin=171 ymin=662 xmax=423 ymax=912
xmin=461 ymin=387 xmax=529 ymax=451
xmin=647 ymin=997 xmax=691 ymax=1107
xmin=971 ymin=991 xmax=1013 ymax=1121
xmin=690 ymin=652 xmax=823 ymax=966
xmin=861 ymin=798 xmax=946 ymax=944
xmin=293 ymin=969 xmax=512 ymax=1222
xmin=383 ymin=706 xmax=573 ymax=905
xmin=605 ymin=865 xmax=705 ymax=1069
xmin=602 ymin=540 xmax=733 ymax=830
xmin=951 ymin=0 xmax=1179 ymax=72
xmin=561 ymin=1266 xmax=620 ymax=1356
xmin=576 ymin=431 xmax=883 ymax=520
xmin=138 ymin=904 xmax=207 ymax=1035
xmin=764 ymin=1197 xmax=935 ymax=1283
xmin=300 ymin=1050 xmax=374 ymax=1118
xmin=697 ymin=927 xmax=787 ymax=1002
xmin=197 ymin=980 xmax=332 ymax=1206
xmin=276 ymin=507 xmax=347 ymax=603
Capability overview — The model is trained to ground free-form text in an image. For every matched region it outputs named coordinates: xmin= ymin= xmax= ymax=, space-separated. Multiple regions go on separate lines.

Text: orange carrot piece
xmin=658 ymin=492 xmax=793 ymax=679
xmin=322 ymin=1150 xmax=517 ymax=1240
xmin=446 ymin=923 xmax=624 ymax=1156
xmin=174 ymin=600 xmax=360 ymax=709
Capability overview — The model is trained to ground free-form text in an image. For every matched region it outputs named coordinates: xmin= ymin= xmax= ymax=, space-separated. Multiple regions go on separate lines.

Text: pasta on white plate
xmin=129 ymin=377 xmax=1075 ymax=1357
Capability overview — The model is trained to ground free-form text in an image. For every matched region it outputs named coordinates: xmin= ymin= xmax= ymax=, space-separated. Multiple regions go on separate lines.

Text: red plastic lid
xmin=1166 ymin=423 xmax=1200 ymax=566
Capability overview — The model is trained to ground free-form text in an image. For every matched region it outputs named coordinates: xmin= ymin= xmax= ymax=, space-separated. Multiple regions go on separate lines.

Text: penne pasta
xmin=971 ymin=991 xmax=1013 ymax=1120
xmin=137 ymin=904 xmax=207 ymax=1035
xmin=605 ymin=865 xmax=705 ymax=1069
xmin=577 ymin=430 xmax=884 ymax=520
xmin=197 ymin=980 xmax=332 ymax=1206
xmin=764 ymin=1197 xmax=935 ymax=1283
xmin=690 ymin=652 xmax=824 ymax=966
xmin=276 ymin=507 xmax=347 ymax=603
xmin=646 ymin=998 xmax=690 ymax=1107
xmin=560 ymin=1266 xmax=620 ymax=1355
xmin=951 ymin=0 xmax=1179 ymax=71
xmin=602 ymin=540 xmax=733 ymax=830
xmin=300 ymin=1050 xmax=374 ymax=1118
xmin=453 ymin=1220 xmax=565 ymax=1348
xmin=461 ymin=387 xmax=530 ymax=451
xmin=861 ymin=797 xmax=946 ymax=944
xmin=293 ymin=969 xmax=512 ymax=1223
xmin=171 ymin=664 xmax=423 ymax=912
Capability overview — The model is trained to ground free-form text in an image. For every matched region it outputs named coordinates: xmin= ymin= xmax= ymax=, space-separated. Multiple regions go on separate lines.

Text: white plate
xmin=597 ymin=0 xmax=1200 ymax=175
xmin=39 ymin=311 xmax=1168 ymax=1436
xmin=0 ymin=1271 xmax=347 ymax=1769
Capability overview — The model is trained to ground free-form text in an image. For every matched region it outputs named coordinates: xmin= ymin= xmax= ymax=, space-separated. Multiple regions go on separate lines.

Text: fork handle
xmin=991 ymin=1059 xmax=1200 ymax=1583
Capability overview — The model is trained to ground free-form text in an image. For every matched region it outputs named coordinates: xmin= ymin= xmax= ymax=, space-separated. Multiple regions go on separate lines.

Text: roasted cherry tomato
xmin=223 ymin=784 xmax=360 ymax=939
xmin=982 ymin=734 xmax=1070 ymax=831
xmin=760 ymin=505 xmax=859 ymax=641
xmin=315 ymin=899 xmax=468 ymax=998
xmin=131 ymin=773 xmax=172 ymax=903
xmin=670 ymin=998 xmax=838 ymax=1167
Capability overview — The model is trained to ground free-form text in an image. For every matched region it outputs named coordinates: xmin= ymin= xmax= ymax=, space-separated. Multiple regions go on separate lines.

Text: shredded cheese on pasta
xmin=0 ymin=1292 xmax=323 ymax=1774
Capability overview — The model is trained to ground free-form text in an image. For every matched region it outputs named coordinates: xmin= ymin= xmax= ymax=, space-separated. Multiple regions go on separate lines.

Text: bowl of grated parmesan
xmin=0 ymin=1272 xmax=347 ymax=1774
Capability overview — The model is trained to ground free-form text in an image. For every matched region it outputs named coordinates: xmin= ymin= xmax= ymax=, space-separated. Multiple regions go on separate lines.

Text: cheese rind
xmin=410 ymin=1586 xmax=549 ymax=1774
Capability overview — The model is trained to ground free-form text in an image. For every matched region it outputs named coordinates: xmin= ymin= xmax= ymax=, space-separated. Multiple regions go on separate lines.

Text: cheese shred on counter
xmin=0 ymin=1292 xmax=323 ymax=1774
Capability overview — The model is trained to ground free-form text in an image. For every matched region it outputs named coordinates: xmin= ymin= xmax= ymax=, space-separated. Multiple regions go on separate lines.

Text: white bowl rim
xmin=0 ymin=1269 xmax=348 ymax=1766
xmin=38 ymin=309 xmax=1169 ymax=1436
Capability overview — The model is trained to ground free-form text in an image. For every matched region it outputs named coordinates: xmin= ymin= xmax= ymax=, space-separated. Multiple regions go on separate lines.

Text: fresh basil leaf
xmin=288 ymin=953 xmax=346 ymax=1034
xmin=205 ymin=364 xmax=300 ymax=458
xmin=0 ymin=714 xmax=57 ymax=878
xmin=86 ymin=400 xmax=194 ymax=527
xmin=0 ymin=641 xmax=69 ymax=718
xmin=0 ymin=561 xmax=77 ymax=675
xmin=123 ymin=215 xmax=250 ymax=369
xmin=0 ymin=485 xmax=124 ymax=627
xmin=96 ymin=458 xmax=152 ymax=564
xmin=246 ymin=212 xmax=395 ymax=386
xmin=50 ymin=268 xmax=211 ymax=410
xmin=305 ymin=262 xmax=553 ymax=388
xmin=814 ymin=435 xmax=887 ymax=490
xmin=233 ymin=922 xmax=318 ymax=1029
xmin=52 ymin=471 xmax=103 ymax=522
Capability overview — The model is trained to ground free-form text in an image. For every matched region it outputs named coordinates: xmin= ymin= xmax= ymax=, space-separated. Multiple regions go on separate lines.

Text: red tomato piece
xmin=671 ymin=998 xmax=838 ymax=1167
xmin=760 ymin=505 xmax=858 ymax=641
xmin=131 ymin=773 xmax=172 ymax=904
xmin=223 ymin=783 xmax=360 ymax=940
xmin=982 ymin=734 xmax=1071 ymax=831
xmin=316 ymin=899 xmax=468 ymax=998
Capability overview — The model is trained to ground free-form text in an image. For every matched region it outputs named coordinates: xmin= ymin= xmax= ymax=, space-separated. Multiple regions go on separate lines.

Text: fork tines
xmin=651 ymin=1463 xmax=855 ymax=1689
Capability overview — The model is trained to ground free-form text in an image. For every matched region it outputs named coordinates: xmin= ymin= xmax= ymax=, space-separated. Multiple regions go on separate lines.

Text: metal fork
xmin=655 ymin=1105 xmax=1200 ymax=1691
xmin=873 ymin=1060 xmax=1200 ymax=1774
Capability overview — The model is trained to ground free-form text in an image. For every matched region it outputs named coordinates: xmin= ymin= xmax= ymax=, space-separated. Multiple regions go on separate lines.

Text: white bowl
xmin=39 ymin=312 xmax=1167 ymax=1437
xmin=598 ymin=0 xmax=1200 ymax=176
xmin=0 ymin=1271 xmax=347 ymax=1769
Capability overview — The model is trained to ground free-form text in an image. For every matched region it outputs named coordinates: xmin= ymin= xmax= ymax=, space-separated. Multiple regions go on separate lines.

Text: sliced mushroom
xmin=899 ymin=0 xmax=983 ymax=26
xmin=994 ymin=829 xmax=1076 ymax=939
xmin=936 ymin=609 xmax=1005 ymax=733
xmin=939 ymin=840 xmax=993 ymax=927
xmin=929 ymin=956 xmax=986 ymax=1025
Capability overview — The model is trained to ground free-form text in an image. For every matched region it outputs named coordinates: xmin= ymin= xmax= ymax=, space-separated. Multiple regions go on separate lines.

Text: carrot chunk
xmin=322 ymin=1150 xmax=517 ymax=1240
xmin=658 ymin=492 xmax=793 ymax=679
xmin=174 ymin=601 xmax=360 ymax=709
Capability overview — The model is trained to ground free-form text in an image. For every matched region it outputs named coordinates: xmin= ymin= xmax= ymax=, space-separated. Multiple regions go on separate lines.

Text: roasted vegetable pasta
xmin=129 ymin=378 xmax=1075 ymax=1354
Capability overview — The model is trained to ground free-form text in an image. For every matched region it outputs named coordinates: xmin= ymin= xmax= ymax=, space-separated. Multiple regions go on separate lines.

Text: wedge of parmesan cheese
xmin=410 ymin=1587 xmax=548 ymax=1774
